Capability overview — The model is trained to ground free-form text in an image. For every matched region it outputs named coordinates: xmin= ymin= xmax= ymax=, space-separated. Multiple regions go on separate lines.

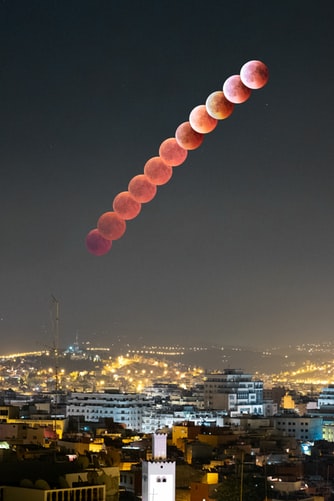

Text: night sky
xmin=1 ymin=1 xmax=334 ymax=354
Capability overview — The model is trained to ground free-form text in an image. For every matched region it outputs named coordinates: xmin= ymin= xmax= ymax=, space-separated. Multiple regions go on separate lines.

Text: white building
xmin=203 ymin=369 xmax=264 ymax=414
xmin=0 ymin=422 xmax=49 ymax=445
xmin=272 ymin=414 xmax=323 ymax=441
xmin=141 ymin=409 xmax=225 ymax=434
xmin=66 ymin=390 xmax=153 ymax=431
xmin=142 ymin=433 xmax=175 ymax=501
xmin=318 ymin=384 xmax=334 ymax=408
xmin=323 ymin=423 xmax=334 ymax=442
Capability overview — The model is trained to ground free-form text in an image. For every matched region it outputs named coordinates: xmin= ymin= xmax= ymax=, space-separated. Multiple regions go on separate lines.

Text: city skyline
xmin=1 ymin=1 xmax=334 ymax=353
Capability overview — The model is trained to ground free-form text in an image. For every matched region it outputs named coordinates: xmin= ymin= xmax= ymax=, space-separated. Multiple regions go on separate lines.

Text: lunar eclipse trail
xmin=86 ymin=59 xmax=269 ymax=256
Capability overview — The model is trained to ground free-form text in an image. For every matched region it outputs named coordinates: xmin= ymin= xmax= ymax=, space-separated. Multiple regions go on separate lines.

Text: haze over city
xmin=1 ymin=1 xmax=333 ymax=354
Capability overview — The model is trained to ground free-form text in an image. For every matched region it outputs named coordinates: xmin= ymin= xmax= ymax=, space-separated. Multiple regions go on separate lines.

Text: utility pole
xmin=264 ymin=457 xmax=268 ymax=501
xmin=240 ymin=450 xmax=244 ymax=501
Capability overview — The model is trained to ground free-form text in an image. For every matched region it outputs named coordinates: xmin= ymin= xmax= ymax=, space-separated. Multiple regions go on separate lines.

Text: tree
xmin=213 ymin=473 xmax=267 ymax=501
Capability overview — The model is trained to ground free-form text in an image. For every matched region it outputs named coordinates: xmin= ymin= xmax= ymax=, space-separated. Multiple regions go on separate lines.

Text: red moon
xmin=86 ymin=228 xmax=112 ymax=256
xmin=97 ymin=211 xmax=126 ymax=240
xmin=240 ymin=60 xmax=269 ymax=89
xmin=144 ymin=156 xmax=173 ymax=186
xmin=223 ymin=75 xmax=252 ymax=104
xmin=189 ymin=105 xmax=218 ymax=133
xmin=128 ymin=174 xmax=157 ymax=202
xmin=113 ymin=191 xmax=141 ymax=220
xmin=205 ymin=91 xmax=234 ymax=119
xmin=175 ymin=121 xmax=204 ymax=150
xmin=159 ymin=138 xmax=188 ymax=166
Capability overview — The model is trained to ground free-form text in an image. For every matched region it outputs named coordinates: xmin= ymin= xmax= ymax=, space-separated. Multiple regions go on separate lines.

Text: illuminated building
xmin=272 ymin=414 xmax=323 ymax=441
xmin=318 ymin=384 xmax=334 ymax=408
xmin=203 ymin=369 xmax=264 ymax=414
xmin=66 ymin=390 xmax=152 ymax=431
xmin=141 ymin=409 xmax=225 ymax=434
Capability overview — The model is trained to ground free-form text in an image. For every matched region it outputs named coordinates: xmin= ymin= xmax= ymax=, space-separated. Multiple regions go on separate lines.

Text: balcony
xmin=0 ymin=484 xmax=106 ymax=501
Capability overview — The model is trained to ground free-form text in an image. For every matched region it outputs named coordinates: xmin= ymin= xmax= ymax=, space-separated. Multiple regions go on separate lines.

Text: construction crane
xmin=50 ymin=295 xmax=60 ymax=435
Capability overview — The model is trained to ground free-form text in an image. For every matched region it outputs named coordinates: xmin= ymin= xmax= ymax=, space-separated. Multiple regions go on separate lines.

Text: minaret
xmin=142 ymin=433 xmax=176 ymax=501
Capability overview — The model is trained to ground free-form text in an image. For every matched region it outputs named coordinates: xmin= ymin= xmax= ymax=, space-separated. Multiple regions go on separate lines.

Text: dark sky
xmin=1 ymin=0 xmax=334 ymax=354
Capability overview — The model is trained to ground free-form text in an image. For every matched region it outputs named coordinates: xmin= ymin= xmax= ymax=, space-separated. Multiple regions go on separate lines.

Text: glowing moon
xmin=97 ymin=211 xmax=126 ymax=240
xmin=222 ymin=75 xmax=252 ymax=104
xmin=205 ymin=91 xmax=234 ymax=119
xmin=113 ymin=191 xmax=141 ymax=220
xmin=159 ymin=138 xmax=188 ymax=166
xmin=87 ymin=59 xmax=269 ymax=255
xmin=86 ymin=228 xmax=112 ymax=256
xmin=128 ymin=174 xmax=157 ymax=202
xmin=144 ymin=156 xmax=173 ymax=186
xmin=240 ymin=60 xmax=269 ymax=89
xmin=189 ymin=105 xmax=218 ymax=133
xmin=175 ymin=121 xmax=204 ymax=150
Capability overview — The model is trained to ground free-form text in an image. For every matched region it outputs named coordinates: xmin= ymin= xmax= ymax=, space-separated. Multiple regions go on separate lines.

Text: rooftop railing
xmin=0 ymin=484 xmax=106 ymax=501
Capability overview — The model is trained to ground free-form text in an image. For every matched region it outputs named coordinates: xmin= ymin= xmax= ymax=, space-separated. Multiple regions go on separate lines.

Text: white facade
xmin=272 ymin=415 xmax=323 ymax=441
xmin=0 ymin=422 xmax=45 ymax=444
xmin=318 ymin=384 xmax=334 ymax=407
xmin=203 ymin=369 xmax=264 ymax=413
xmin=142 ymin=433 xmax=175 ymax=501
xmin=141 ymin=409 xmax=225 ymax=433
xmin=142 ymin=461 xmax=175 ymax=501
xmin=323 ymin=424 xmax=334 ymax=442
xmin=230 ymin=403 xmax=264 ymax=416
xmin=67 ymin=390 xmax=227 ymax=433
xmin=153 ymin=433 xmax=167 ymax=459
xmin=66 ymin=391 xmax=153 ymax=430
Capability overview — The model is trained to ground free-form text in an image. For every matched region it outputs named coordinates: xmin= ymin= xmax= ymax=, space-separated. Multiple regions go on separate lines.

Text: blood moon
xmin=97 ymin=211 xmax=126 ymax=241
xmin=113 ymin=191 xmax=141 ymax=220
xmin=86 ymin=228 xmax=112 ymax=256
xmin=175 ymin=122 xmax=204 ymax=150
xmin=144 ymin=156 xmax=173 ymax=185
xmin=206 ymin=91 xmax=234 ymax=119
xmin=128 ymin=174 xmax=157 ymax=203
xmin=159 ymin=138 xmax=188 ymax=166
xmin=240 ymin=60 xmax=269 ymax=89
xmin=189 ymin=105 xmax=218 ymax=133
xmin=223 ymin=75 xmax=251 ymax=104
